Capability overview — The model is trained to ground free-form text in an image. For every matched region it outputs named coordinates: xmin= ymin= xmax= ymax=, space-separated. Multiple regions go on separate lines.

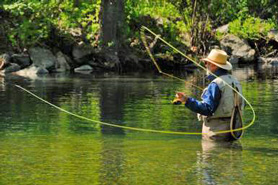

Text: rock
xmin=3 ymin=63 xmax=20 ymax=73
xmin=37 ymin=67 xmax=49 ymax=74
xmin=15 ymin=65 xmax=49 ymax=78
xmin=28 ymin=47 xmax=56 ymax=69
xmin=63 ymin=53 xmax=74 ymax=67
xmin=103 ymin=53 xmax=120 ymax=69
xmin=268 ymin=30 xmax=278 ymax=43
xmin=72 ymin=43 xmax=94 ymax=63
xmin=216 ymin=24 xmax=229 ymax=34
xmin=220 ymin=34 xmax=255 ymax=62
xmin=258 ymin=57 xmax=278 ymax=65
xmin=11 ymin=54 xmax=31 ymax=68
xmin=0 ymin=53 xmax=11 ymax=69
xmin=74 ymin=65 xmax=93 ymax=73
xmin=0 ymin=60 xmax=3 ymax=70
xmin=55 ymin=52 xmax=71 ymax=72
xmin=229 ymin=55 xmax=239 ymax=64
xmin=87 ymin=59 xmax=102 ymax=68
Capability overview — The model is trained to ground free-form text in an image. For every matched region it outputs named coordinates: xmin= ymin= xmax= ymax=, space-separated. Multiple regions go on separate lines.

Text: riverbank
xmin=1 ymin=29 xmax=278 ymax=78
xmin=1 ymin=1 xmax=278 ymax=78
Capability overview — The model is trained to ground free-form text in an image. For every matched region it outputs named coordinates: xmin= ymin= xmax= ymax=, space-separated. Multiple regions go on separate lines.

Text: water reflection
xmin=99 ymin=77 xmax=126 ymax=135
xmin=0 ymin=65 xmax=278 ymax=184
xmin=197 ymin=141 xmax=243 ymax=185
xmin=233 ymin=64 xmax=255 ymax=81
xmin=256 ymin=61 xmax=278 ymax=79
xmin=99 ymin=137 xmax=125 ymax=184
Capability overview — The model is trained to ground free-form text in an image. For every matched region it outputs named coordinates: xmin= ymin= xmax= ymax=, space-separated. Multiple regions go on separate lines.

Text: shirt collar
xmin=206 ymin=68 xmax=228 ymax=81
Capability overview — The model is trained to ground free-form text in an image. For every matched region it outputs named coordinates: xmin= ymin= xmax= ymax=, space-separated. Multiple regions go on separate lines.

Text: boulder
xmin=3 ymin=63 xmax=20 ymax=73
xmin=15 ymin=65 xmax=49 ymax=78
xmin=55 ymin=52 xmax=71 ymax=72
xmin=72 ymin=43 xmax=94 ymax=63
xmin=216 ymin=24 xmax=229 ymax=34
xmin=220 ymin=34 xmax=255 ymax=62
xmin=28 ymin=47 xmax=56 ymax=69
xmin=103 ymin=53 xmax=120 ymax=69
xmin=74 ymin=65 xmax=93 ymax=73
xmin=0 ymin=53 xmax=11 ymax=69
xmin=11 ymin=54 xmax=31 ymax=68
xmin=229 ymin=55 xmax=239 ymax=64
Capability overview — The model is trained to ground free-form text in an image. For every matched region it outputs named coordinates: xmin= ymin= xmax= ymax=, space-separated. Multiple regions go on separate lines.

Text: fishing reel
xmin=172 ymin=98 xmax=182 ymax=105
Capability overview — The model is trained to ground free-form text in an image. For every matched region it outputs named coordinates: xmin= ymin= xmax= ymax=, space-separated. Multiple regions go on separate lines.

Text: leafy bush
xmin=229 ymin=16 xmax=275 ymax=39
xmin=3 ymin=2 xmax=52 ymax=47
xmin=125 ymin=0 xmax=190 ymax=52
xmin=3 ymin=0 xmax=100 ymax=48
xmin=57 ymin=0 xmax=100 ymax=43
xmin=2 ymin=0 xmax=278 ymax=52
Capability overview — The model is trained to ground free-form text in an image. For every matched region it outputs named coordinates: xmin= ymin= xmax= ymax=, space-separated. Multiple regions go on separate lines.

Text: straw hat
xmin=201 ymin=49 xmax=232 ymax=70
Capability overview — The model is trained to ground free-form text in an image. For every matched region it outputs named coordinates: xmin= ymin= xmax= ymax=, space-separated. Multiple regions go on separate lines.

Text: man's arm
xmin=185 ymin=82 xmax=221 ymax=116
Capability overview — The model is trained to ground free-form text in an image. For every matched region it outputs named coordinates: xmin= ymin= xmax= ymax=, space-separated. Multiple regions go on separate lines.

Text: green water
xmin=0 ymin=67 xmax=277 ymax=185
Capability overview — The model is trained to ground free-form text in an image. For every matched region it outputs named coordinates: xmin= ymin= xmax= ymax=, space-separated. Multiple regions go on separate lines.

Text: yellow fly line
xmin=14 ymin=26 xmax=255 ymax=136
xmin=15 ymin=84 xmax=200 ymax=135
xmin=140 ymin=26 xmax=256 ymax=134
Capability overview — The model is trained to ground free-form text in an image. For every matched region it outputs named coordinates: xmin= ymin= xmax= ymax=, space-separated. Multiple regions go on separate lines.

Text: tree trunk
xmin=73 ymin=0 xmax=79 ymax=7
xmin=100 ymin=0 xmax=124 ymax=54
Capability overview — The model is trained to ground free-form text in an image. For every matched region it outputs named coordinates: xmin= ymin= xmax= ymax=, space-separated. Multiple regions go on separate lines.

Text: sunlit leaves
xmin=2 ymin=0 xmax=101 ymax=48
xmin=229 ymin=16 xmax=275 ymax=39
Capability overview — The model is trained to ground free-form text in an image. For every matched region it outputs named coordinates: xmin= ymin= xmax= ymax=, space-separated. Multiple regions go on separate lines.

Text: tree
xmin=99 ymin=0 xmax=124 ymax=64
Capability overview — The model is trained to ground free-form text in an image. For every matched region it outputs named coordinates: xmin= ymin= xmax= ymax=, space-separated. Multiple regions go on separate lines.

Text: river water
xmin=0 ymin=64 xmax=277 ymax=184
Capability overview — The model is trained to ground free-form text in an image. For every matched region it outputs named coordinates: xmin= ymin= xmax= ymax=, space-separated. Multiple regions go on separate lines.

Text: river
xmin=0 ymin=64 xmax=277 ymax=184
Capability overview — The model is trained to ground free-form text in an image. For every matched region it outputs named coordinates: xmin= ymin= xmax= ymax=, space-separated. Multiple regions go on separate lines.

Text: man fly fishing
xmin=174 ymin=49 xmax=244 ymax=141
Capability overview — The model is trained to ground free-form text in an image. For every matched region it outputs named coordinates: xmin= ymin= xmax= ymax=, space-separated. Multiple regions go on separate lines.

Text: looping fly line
xmin=14 ymin=26 xmax=255 ymax=136
xmin=140 ymin=26 xmax=256 ymax=134
xmin=14 ymin=84 xmax=201 ymax=135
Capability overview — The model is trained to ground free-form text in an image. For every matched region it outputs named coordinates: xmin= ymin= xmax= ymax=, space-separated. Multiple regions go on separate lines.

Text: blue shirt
xmin=185 ymin=68 xmax=229 ymax=116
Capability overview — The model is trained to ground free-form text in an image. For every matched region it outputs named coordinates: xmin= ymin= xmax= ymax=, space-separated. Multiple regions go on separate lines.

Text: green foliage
xmin=57 ymin=0 xmax=100 ymax=43
xmin=229 ymin=16 xmax=275 ymax=39
xmin=4 ymin=1 xmax=64 ymax=46
xmin=125 ymin=0 xmax=278 ymax=55
xmin=3 ymin=0 xmax=100 ymax=48
xmin=4 ymin=2 xmax=45 ymax=45
xmin=2 ymin=0 xmax=278 ymax=51
xmin=126 ymin=0 xmax=180 ymax=18
xmin=125 ymin=0 xmax=190 ymax=52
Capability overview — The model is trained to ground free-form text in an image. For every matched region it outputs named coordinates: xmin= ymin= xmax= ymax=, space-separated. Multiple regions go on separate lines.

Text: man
xmin=175 ymin=49 xmax=244 ymax=141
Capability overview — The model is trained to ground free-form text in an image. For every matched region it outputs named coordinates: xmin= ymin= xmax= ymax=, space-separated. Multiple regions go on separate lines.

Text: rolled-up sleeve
xmin=185 ymin=82 xmax=221 ymax=116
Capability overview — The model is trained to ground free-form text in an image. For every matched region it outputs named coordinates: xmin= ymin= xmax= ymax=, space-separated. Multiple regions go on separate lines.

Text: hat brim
xmin=201 ymin=58 xmax=232 ymax=71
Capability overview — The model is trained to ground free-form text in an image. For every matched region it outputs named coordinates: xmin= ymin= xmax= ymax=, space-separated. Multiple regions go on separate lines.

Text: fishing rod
xmin=12 ymin=26 xmax=256 ymax=136
xmin=15 ymin=84 xmax=202 ymax=135
xmin=140 ymin=26 xmax=256 ymax=134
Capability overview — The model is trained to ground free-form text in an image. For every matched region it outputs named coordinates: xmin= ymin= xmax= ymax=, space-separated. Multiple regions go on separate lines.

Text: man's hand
xmin=173 ymin=92 xmax=188 ymax=104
